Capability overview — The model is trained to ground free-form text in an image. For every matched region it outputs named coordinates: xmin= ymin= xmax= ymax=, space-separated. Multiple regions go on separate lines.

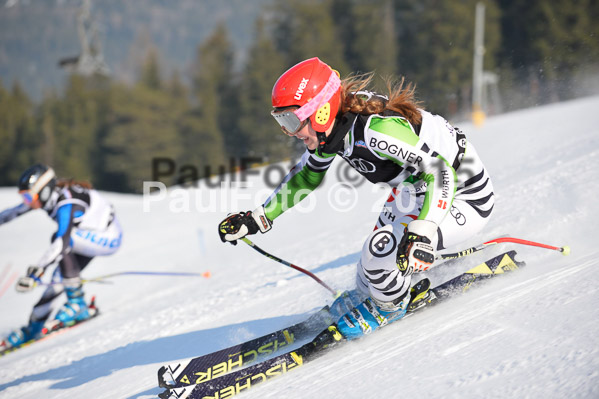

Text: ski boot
xmin=336 ymin=295 xmax=410 ymax=340
xmin=407 ymin=278 xmax=437 ymax=312
xmin=0 ymin=319 xmax=45 ymax=350
xmin=304 ymin=325 xmax=345 ymax=358
xmin=53 ymin=285 xmax=91 ymax=327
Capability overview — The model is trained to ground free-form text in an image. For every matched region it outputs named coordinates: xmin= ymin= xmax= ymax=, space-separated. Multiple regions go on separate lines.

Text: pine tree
xmin=238 ymin=17 xmax=290 ymax=163
xmin=346 ymin=0 xmax=397 ymax=77
xmin=100 ymin=53 xmax=184 ymax=192
xmin=0 ymin=80 xmax=17 ymax=186
xmin=498 ymin=0 xmax=599 ymax=103
xmin=396 ymin=0 xmax=501 ymax=116
xmin=0 ymin=80 xmax=38 ymax=186
xmin=270 ymin=0 xmax=349 ymax=74
xmin=50 ymin=74 xmax=101 ymax=182
xmin=38 ymin=92 xmax=58 ymax=171
xmin=140 ymin=49 xmax=163 ymax=91
xmin=191 ymin=23 xmax=236 ymax=164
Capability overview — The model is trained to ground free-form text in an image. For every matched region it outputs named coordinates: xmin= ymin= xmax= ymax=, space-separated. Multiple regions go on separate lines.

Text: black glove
xmin=218 ymin=206 xmax=272 ymax=245
xmin=396 ymin=220 xmax=437 ymax=276
xmin=16 ymin=265 xmax=45 ymax=293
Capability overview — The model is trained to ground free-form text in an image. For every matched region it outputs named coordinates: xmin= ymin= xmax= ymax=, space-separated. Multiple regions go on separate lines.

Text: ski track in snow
xmin=255 ymin=253 xmax=599 ymax=399
xmin=0 ymin=96 xmax=598 ymax=398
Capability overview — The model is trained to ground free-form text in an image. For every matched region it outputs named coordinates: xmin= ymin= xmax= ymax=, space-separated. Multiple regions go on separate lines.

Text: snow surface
xmin=1 ymin=96 xmax=598 ymax=398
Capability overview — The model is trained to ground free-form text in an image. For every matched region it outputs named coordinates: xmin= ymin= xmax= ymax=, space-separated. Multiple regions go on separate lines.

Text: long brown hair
xmin=339 ymin=72 xmax=423 ymax=125
xmin=56 ymin=178 xmax=93 ymax=190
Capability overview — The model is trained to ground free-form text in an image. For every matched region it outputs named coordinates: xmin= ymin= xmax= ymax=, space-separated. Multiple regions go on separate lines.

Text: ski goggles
xmin=19 ymin=190 xmax=38 ymax=205
xmin=270 ymin=70 xmax=341 ymax=134
xmin=271 ymin=107 xmax=308 ymax=135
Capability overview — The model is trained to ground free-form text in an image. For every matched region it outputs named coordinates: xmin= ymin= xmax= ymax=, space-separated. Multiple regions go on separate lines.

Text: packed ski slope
xmin=0 ymin=96 xmax=598 ymax=398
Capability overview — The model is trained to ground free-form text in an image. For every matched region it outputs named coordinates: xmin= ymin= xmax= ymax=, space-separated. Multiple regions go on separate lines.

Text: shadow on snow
xmin=0 ymin=312 xmax=308 ymax=394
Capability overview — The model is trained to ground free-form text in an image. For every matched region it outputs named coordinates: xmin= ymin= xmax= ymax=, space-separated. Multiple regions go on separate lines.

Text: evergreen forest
xmin=1 ymin=0 xmax=597 ymax=192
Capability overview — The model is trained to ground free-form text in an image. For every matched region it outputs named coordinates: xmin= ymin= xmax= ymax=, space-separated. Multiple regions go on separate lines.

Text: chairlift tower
xmin=58 ymin=0 xmax=110 ymax=76
xmin=472 ymin=2 xmax=502 ymax=126
xmin=472 ymin=2 xmax=486 ymax=126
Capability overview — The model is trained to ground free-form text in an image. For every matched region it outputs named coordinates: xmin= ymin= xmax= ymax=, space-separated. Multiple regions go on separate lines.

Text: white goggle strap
xmin=30 ymin=168 xmax=55 ymax=195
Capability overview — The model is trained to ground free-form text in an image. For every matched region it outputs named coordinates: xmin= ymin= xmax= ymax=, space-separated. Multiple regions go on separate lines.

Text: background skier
xmin=218 ymin=57 xmax=494 ymax=339
xmin=0 ymin=164 xmax=123 ymax=349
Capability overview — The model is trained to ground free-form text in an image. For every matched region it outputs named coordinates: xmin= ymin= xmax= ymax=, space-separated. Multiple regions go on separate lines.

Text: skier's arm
xmin=36 ymin=204 xmax=76 ymax=269
xmin=263 ymin=150 xmax=335 ymax=221
xmin=0 ymin=203 xmax=32 ymax=226
xmin=218 ymin=150 xmax=335 ymax=245
xmin=16 ymin=204 xmax=77 ymax=292
xmin=417 ymin=154 xmax=457 ymax=224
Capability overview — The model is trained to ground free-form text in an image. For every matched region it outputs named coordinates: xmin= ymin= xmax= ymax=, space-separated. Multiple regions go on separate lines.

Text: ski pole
xmin=438 ymin=236 xmax=570 ymax=261
xmin=241 ymin=235 xmax=568 ymax=295
xmin=38 ymin=270 xmax=212 ymax=286
xmin=241 ymin=237 xmax=339 ymax=297
xmin=82 ymin=271 xmax=212 ymax=283
xmin=0 ymin=267 xmax=19 ymax=300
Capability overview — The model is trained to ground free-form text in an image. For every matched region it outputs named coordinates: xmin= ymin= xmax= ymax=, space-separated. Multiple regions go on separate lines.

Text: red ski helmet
xmin=271 ymin=57 xmax=341 ymax=133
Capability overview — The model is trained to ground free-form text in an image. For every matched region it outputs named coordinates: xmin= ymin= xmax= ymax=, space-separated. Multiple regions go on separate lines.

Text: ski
xmin=0 ymin=297 xmax=100 ymax=358
xmin=157 ymin=288 xmax=363 ymax=389
xmin=158 ymin=250 xmax=524 ymax=399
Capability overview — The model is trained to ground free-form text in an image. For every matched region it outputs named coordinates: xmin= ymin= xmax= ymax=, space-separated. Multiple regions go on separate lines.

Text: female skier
xmin=0 ymin=164 xmax=123 ymax=349
xmin=218 ymin=57 xmax=494 ymax=339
